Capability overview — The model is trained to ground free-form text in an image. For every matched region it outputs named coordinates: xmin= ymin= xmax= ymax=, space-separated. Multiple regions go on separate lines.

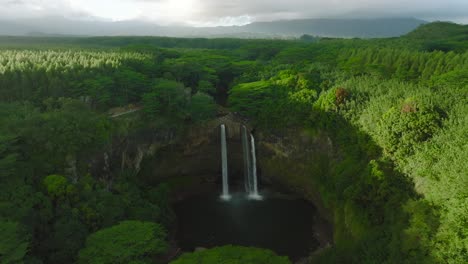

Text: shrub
xmin=78 ymin=221 xmax=168 ymax=264
xmin=377 ymin=100 xmax=442 ymax=158
xmin=170 ymin=245 xmax=291 ymax=264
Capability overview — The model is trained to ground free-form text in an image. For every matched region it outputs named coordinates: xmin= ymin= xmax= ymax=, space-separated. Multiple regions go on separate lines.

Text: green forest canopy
xmin=0 ymin=22 xmax=466 ymax=263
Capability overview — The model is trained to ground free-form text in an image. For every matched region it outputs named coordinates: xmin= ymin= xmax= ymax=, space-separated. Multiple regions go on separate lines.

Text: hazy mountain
xmin=405 ymin=21 xmax=468 ymax=40
xmin=240 ymin=18 xmax=427 ymax=38
xmin=0 ymin=17 xmax=426 ymax=38
xmin=404 ymin=22 xmax=468 ymax=52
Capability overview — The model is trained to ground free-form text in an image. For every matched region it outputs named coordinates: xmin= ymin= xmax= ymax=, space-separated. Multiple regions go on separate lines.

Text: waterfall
xmin=249 ymin=134 xmax=262 ymax=199
xmin=220 ymin=124 xmax=230 ymax=200
xmin=242 ymin=125 xmax=262 ymax=200
xmin=241 ymin=125 xmax=251 ymax=193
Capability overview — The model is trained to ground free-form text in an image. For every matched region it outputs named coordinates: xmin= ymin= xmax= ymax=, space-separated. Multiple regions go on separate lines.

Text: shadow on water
xmin=174 ymin=191 xmax=320 ymax=261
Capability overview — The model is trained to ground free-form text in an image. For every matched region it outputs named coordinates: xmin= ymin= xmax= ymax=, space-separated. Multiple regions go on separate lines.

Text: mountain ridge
xmin=0 ymin=17 xmax=427 ymax=38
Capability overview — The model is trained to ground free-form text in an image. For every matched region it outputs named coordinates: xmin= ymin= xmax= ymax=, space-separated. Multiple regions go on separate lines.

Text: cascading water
xmin=220 ymin=124 xmax=230 ymax=200
xmin=242 ymin=125 xmax=262 ymax=200
xmin=242 ymin=125 xmax=252 ymax=193
xmin=249 ymin=134 xmax=262 ymax=200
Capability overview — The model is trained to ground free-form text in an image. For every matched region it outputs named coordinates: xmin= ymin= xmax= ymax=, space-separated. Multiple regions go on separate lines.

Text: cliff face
xmin=257 ymin=129 xmax=335 ymax=218
xmin=136 ymin=113 xmax=250 ymax=185
xmin=90 ymin=113 xmax=336 ymax=251
xmin=93 ymin=113 xmax=334 ymax=198
xmin=256 ymin=129 xmax=337 ymax=249
xmin=95 ymin=113 xmax=337 ymax=209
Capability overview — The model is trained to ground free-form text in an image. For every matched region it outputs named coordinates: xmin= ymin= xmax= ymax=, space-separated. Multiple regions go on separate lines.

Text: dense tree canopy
xmin=78 ymin=221 xmax=168 ymax=264
xmin=0 ymin=21 xmax=466 ymax=263
xmin=170 ymin=245 xmax=291 ymax=264
xmin=0 ymin=221 xmax=30 ymax=263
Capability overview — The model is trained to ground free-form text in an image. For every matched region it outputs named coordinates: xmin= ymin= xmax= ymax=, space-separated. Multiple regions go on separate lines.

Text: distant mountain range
xmin=0 ymin=17 xmax=427 ymax=38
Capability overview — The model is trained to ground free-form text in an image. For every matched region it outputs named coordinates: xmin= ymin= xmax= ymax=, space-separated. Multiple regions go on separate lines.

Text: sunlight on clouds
xmin=163 ymin=0 xmax=198 ymax=19
xmin=67 ymin=0 xmax=201 ymax=24
xmin=69 ymin=0 xmax=142 ymax=21
xmin=1 ymin=0 xmax=467 ymax=25
xmin=190 ymin=15 xmax=254 ymax=27
xmin=147 ymin=0 xmax=201 ymax=24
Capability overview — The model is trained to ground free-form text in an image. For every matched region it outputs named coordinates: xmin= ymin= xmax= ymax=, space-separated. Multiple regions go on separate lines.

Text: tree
xmin=81 ymin=75 xmax=114 ymax=107
xmin=113 ymin=68 xmax=150 ymax=105
xmin=170 ymin=245 xmax=291 ymax=264
xmin=43 ymin=175 xmax=70 ymax=200
xmin=78 ymin=221 xmax=168 ymax=264
xmin=189 ymin=92 xmax=216 ymax=123
xmin=377 ymin=100 xmax=442 ymax=158
xmin=228 ymin=80 xmax=273 ymax=118
xmin=20 ymin=99 xmax=112 ymax=183
xmin=46 ymin=211 xmax=89 ymax=264
xmin=142 ymin=79 xmax=190 ymax=121
xmin=197 ymin=80 xmax=216 ymax=95
xmin=0 ymin=221 xmax=30 ymax=263
xmin=0 ymin=134 xmax=18 ymax=181
xmin=313 ymin=87 xmax=348 ymax=112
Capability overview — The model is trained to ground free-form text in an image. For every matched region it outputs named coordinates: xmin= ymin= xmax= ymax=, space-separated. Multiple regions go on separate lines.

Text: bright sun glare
xmin=69 ymin=0 xmax=198 ymax=23
xmin=163 ymin=0 xmax=197 ymax=20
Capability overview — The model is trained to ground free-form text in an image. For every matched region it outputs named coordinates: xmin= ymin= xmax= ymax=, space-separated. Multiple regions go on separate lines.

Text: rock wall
xmin=141 ymin=113 xmax=252 ymax=186
xmin=256 ymin=128 xmax=336 ymax=249
xmin=90 ymin=113 xmax=253 ymax=190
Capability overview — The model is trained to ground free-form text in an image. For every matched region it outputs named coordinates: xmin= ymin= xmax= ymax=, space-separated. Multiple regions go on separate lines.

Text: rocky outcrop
xmin=89 ymin=127 xmax=177 ymax=187
xmin=89 ymin=112 xmax=252 ymax=193
xmin=137 ymin=113 xmax=251 ymax=187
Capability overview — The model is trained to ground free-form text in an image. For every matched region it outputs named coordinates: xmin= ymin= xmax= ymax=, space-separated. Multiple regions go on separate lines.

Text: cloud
xmin=0 ymin=0 xmax=88 ymax=19
xmin=4 ymin=0 xmax=25 ymax=5
xmin=0 ymin=0 xmax=467 ymax=25
xmin=193 ymin=0 xmax=468 ymax=22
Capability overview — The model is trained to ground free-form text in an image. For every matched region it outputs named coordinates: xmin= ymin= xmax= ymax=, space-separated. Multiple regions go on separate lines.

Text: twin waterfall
xmin=243 ymin=126 xmax=261 ymax=199
xmin=220 ymin=124 xmax=262 ymax=201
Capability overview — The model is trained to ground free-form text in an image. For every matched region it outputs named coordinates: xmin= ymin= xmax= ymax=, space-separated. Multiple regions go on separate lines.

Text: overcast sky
xmin=1 ymin=0 xmax=467 ymax=26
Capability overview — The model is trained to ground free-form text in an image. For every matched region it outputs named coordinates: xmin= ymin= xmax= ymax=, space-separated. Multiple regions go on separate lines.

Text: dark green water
xmin=174 ymin=192 xmax=320 ymax=261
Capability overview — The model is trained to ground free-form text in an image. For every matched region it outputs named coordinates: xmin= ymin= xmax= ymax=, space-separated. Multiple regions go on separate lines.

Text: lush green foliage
xmin=405 ymin=22 xmax=468 ymax=52
xmin=334 ymin=76 xmax=468 ymax=263
xmin=143 ymin=79 xmax=190 ymax=121
xmin=78 ymin=221 xmax=167 ymax=264
xmin=142 ymin=79 xmax=217 ymax=125
xmin=0 ymin=221 xmax=30 ymax=263
xmin=189 ymin=92 xmax=217 ymax=122
xmin=0 ymin=99 xmax=173 ymax=263
xmin=226 ymin=24 xmax=467 ymax=263
xmin=43 ymin=174 xmax=72 ymax=199
xmin=0 ymin=50 xmax=152 ymax=106
xmin=170 ymin=245 xmax=291 ymax=264
xmin=377 ymin=100 xmax=442 ymax=159
xmin=0 ymin=21 xmax=466 ymax=263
